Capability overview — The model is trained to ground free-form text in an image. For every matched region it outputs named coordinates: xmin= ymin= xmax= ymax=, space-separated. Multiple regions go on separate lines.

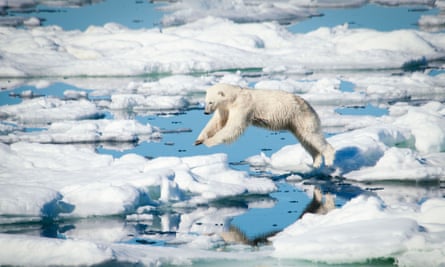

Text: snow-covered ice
xmin=247 ymin=101 xmax=445 ymax=181
xmin=1 ymin=195 xmax=443 ymax=266
xmin=0 ymin=233 xmax=113 ymax=266
xmin=0 ymin=97 xmax=102 ymax=125
xmin=0 ymin=119 xmax=160 ymax=144
xmin=0 ymin=1 xmax=444 ymax=266
xmin=1 ymin=18 xmax=445 ymax=77
xmin=0 ymin=142 xmax=275 ymax=219
xmin=272 ymin=195 xmax=445 ymax=266
xmin=159 ymin=0 xmax=437 ymax=26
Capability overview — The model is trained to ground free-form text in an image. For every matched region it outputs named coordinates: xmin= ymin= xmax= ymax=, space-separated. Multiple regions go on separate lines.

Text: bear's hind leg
xmin=322 ymin=143 xmax=335 ymax=166
xmin=312 ymin=153 xmax=323 ymax=168
xmin=292 ymin=129 xmax=331 ymax=168
xmin=295 ymin=134 xmax=322 ymax=168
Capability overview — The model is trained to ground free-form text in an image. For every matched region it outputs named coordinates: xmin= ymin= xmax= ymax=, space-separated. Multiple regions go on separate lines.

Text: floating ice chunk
xmin=63 ymin=89 xmax=87 ymax=100
xmin=350 ymin=70 xmax=445 ymax=103
xmin=254 ymin=100 xmax=445 ymax=180
xmin=23 ymin=16 xmax=40 ymax=27
xmin=271 ymin=195 xmax=435 ymax=264
xmin=160 ymin=0 xmax=435 ymax=27
xmin=392 ymin=101 xmax=445 ymax=153
xmin=295 ymin=0 xmax=368 ymax=7
xmin=246 ymin=106 xmax=445 ymax=181
xmin=0 ymin=143 xmax=274 ymax=219
xmin=144 ymin=153 xmax=276 ymax=204
xmin=419 ymin=13 xmax=445 ymax=32
xmin=417 ymin=198 xmax=445 ymax=232
xmin=1 ymin=19 xmax=444 ymax=77
xmin=110 ymin=94 xmax=190 ymax=111
xmin=61 ymin=182 xmax=144 ymax=217
xmin=0 ymin=98 xmax=102 ymax=125
xmin=0 ymin=233 xmax=113 ymax=266
xmin=0 ymin=184 xmax=62 ymax=218
xmin=246 ymin=124 xmax=410 ymax=175
xmin=160 ymin=0 xmax=319 ymax=26
xmin=345 ymin=147 xmax=444 ymax=180
xmin=0 ymin=119 xmax=160 ymax=144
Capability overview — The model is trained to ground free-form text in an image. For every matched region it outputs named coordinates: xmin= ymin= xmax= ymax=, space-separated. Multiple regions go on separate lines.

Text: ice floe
xmin=0 ymin=142 xmax=275 ymax=219
xmin=0 ymin=233 xmax=113 ymax=266
xmin=1 ymin=195 xmax=443 ymax=266
xmin=0 ymin=119 xmax=160 ymax=144
xmin=247 ymin=101 xmax=445 ymax=181
xmin=0 ymin=97 xmax=102 ymax=125
xmin=160 ymin=0 xmax=436 ymax=26
xmin=1 ymin=18 xmax=444 ymax=77
xmin=272 ymin=195 xmax=445 ymax=266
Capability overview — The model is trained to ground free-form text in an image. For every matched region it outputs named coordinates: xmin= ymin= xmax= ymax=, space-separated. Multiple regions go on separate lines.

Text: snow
xmin=247 ymin=101 xmax=445 ymax=181
xmin=0 ymin=233 xmax=113 ymax=266
xmin=0 ymin=142 xmax=275 ymax=218
xmin=1 ymin=18 xmax=445 ymax=77
xmin=0 ymin=119 xmax=160 ymax=144
xmin=0 ymin=1 xmax=444 ymax=266
xmin=0 ymin=97 xmax=102 ymax=125
xmin=159 ymin=0 xmax=437 ymax=26
xmin=272 ymin=195 xmax=445 ymax=266
xmin=1 ymin=197 xmax=443 ymax=266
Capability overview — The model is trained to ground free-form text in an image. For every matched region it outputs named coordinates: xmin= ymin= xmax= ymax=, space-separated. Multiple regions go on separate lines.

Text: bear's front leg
xmin=202 ymin=109 xmax=249 ymax=147
xmin=202 ymin=136 xmax=222 ymax=147
xmin=195 ymin=111 xmax=223 ymax=146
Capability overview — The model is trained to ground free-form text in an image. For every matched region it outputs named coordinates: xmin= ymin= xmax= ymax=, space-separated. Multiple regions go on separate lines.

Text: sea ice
xmin=0 ymin=143 xmax=275 ymax=219
xmin=0 ymin=233 xmax=113 ymax=266
xmin=1 ymin=18 xmax=444 ymax=77
xmin=0 ymin=97 xmax=102 ymax=125
xmin=0 ymin=119 xmax=160 ymax=144
xmin=159 ymin=0 xmax=436 ymax=26
xmin=272 ymin=195 xmax=445 ymax=266
xmin=246 ymin=101 xmax=445 ymax=181
xmin=2 ymin=195 xmax=443 ymax=266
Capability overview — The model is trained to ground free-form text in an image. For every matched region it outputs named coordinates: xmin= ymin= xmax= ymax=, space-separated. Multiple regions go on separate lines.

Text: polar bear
xmin=194 ymin=84 xmax=335 ymax=168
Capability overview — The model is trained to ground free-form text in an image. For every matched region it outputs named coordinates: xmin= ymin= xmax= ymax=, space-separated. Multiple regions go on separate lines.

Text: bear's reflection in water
xmin=220 ymin=188 xmax=335 ymax=246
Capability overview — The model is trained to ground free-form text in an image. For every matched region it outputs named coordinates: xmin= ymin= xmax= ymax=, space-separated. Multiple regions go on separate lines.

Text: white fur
xmin=195 ymin=84 xmax=335 ymax=168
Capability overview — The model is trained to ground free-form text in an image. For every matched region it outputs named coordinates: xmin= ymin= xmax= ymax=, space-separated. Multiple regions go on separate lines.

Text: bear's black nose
xmin=204 ymin=111 xmax=210 ymax=115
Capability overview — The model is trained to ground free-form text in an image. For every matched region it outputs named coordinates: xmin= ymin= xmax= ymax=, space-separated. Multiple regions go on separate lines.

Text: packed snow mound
xmin=0 ymin=142 xmax=275 ymax=220
xmin=272 ymin=195 xmax=445 ymax=266
xmin=0 ymin=119 xmax=161 ymax=144
xmin=0 ymin=97 xmax=102 ymax=125
xmin=247 ymin=101 xmax=445 ymax=180
xmin=0 ymin=233 xmax=113 ymax=266
xmin=1 ymin=19 xmax=444 ymax=76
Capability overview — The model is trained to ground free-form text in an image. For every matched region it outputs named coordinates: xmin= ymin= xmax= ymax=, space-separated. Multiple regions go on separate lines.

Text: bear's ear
xmin=218 ymin=91 xmax=225 ymax=97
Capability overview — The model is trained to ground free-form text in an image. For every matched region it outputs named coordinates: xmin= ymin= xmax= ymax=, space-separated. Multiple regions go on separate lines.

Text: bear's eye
xmin=208 ymin=101 xmax=213 ymax=105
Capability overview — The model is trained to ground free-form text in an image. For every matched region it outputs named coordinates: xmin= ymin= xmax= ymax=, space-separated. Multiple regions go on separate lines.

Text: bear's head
xmin=204 ymin=84 xmax=239 ymax=114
